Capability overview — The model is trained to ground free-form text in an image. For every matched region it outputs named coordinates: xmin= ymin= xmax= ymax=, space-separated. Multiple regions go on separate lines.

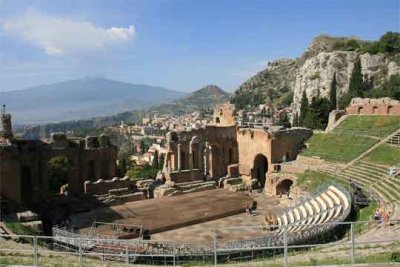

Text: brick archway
xmin=276 ymin=179 xmax=293 ymax=195
xmin=266 ymin=174 xmax=297 ymax=196
xmin=387 ymin=105 xmax=393 ymax=115
xmin=252 ymin=154 xmax=268 ymax=189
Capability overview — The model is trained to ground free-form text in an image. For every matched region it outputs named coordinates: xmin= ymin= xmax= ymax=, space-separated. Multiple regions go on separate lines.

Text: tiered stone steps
xmin=321 ymin=161 xmax=400 ymax=204
xmin=387 ymin=131 xmax=400 ymax=146
xmin=276 ymin=185 xmax=350 ymax=235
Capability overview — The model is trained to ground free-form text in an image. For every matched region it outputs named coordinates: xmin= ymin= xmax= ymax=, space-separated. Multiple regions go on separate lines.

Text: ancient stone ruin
xmin=0 ymin=112 xmax=118 ymax=206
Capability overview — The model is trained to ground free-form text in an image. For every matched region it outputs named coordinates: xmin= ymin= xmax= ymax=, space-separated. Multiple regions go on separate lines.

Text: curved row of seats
xmin=222 ymin=185 xmax=351 ymax=249
xmin=276 ymin=185 xmax=350 ymax=237
xmin=322 ymin=161 xmax=400 ymax=203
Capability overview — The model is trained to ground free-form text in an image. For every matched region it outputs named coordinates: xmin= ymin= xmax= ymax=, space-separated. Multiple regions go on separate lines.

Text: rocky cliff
xmin=292 ymin=40 xmax=400 ymax=112
xmin=233 ymin=33 xmax=400 ymax=112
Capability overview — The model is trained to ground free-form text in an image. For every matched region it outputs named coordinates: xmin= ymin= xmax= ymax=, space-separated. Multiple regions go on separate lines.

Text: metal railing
xmin=1 ymin=220 xmax=399 ymax=266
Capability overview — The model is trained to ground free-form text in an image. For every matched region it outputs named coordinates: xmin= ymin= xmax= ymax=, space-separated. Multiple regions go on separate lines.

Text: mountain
xmin=232 ymin=32 xmax=400 ymax=112
xmin=16 ymin=85 xmax=230 ymax=139
xmin=1 ymin=77 xmax=185 ymax=125
xmin=159 ymin=84 xmax=230 ymax=114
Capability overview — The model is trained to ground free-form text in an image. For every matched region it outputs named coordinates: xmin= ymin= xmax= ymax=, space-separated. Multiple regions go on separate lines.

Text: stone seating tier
xmin=276 ymin=186 xmax=349 ymax=237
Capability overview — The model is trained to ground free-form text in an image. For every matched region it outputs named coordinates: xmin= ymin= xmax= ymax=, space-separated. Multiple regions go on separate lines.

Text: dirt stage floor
xmin=72 ymin=189 xmax=257 ymax=238
xmin=151 ymin=192 xmax=283 ymax=243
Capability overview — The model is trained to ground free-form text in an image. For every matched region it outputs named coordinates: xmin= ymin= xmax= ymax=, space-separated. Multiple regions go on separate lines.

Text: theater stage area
xmin=71 ymin=189 xmax=254 ymax=238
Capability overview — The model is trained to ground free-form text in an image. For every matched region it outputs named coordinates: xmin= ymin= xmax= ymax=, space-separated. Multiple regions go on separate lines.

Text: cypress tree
xmin=299 ymin=91 xmax=309 ymax=126
xmin=152 ymin=150 xmax=159 ymax=168
xmin=329 ymin=72 xmax=338 ymax=111
xmin=349 ymin=57 xmax=363 ymax=97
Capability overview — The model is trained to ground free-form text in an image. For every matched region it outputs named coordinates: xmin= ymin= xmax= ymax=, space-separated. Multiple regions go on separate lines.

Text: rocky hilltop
xmin=233 ymin=33 xmax=400 ymax=112
xmin=232 ymin=58 xmax=297 ymax=109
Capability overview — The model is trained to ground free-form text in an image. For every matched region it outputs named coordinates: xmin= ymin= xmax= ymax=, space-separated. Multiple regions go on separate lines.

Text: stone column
xmin=203 ymin=142 xmax=210 ymax=177
xmin=189 ymin=145 xmax=194 ymax=171
xmin=177 ymin=144 xmax=182 ymax=173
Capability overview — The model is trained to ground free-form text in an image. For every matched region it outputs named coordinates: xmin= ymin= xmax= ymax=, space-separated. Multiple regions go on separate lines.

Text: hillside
xmin=232 ymin=32 xmax=400 ymax=112
xmin=1 ymin=77 xmax=185 ymax=125
xmin=150 ymin=85 xmax=230 ymax=115
xmin=232 ymin=59 xmax=297 ymax=109
xmin=17 ymin=85 xmax=230 ymax=139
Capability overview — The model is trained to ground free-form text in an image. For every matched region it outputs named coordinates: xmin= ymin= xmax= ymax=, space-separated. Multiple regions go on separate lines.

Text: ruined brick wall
xmin=0 ymin=146 xmax=21 ymax=204
xmin=206 ymin=125 xmax=238 ymax=178
xmin=163 ymin=125 xmax=238 ymax=182
xmin=346 ymin=97 xmax=400 ymax=115
xmin=166 ymin=170 xmax=204 ymax=183
xmin=0 ymin=133 xmax=118 ymax=206
xmin=270 ymin=128 xmax=313 ymax=164
xmin=236 ymin=127 xmax=312 ymax=192
xmin=213 ymin=103 xmax=236 ymax=126
xmin=237 ymin=128 xmax=273 ymax=177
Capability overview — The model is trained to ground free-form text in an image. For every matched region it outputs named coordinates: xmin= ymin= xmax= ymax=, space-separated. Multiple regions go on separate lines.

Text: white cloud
xmin=1 ymin=10 xmax=135 ymax=56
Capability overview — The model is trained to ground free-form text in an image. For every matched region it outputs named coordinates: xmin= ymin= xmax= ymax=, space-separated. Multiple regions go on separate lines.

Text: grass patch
xmin=364 ymin=144 xmax=400 ymax=166
xmin=4 ymin=221 xmax=39 ymax=236
xmin=302 ymin=133 xmax=378 ymax=162
xmin=334 ymin=115 xmax=400 ymax=137
xmin=296 ymin=170 xmax=347 ymax=192
xmin=354 ymin=201 xmax=378 ymax=235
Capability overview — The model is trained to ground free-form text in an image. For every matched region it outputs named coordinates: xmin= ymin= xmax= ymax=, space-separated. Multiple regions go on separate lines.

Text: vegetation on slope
xmin=302 ymin=133 xmax=378 ymax=162
xmin=364 ymin=144 xmax=400 ymax=166
xmin=296 ymin=170 xmax=347 ymax=192
xmin=231 ymin=59 xmax=297 ymax=109
xmin=334 ymin=115 xmax=400 ymax=137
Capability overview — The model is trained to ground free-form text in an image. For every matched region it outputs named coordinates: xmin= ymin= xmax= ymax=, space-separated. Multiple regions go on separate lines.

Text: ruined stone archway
xmin=276 ymin=179 xmax=293 ymax=196
xmin=372 ymin=106 xmax=378 ymax=114
xmin=358 ymin=106 xmax=363 ymax=115
xmin=47 ymin=156 xmax=71 ymax=192
xmin=388 ymin=105 xmax=393 ymax=115
xmin=252 ymin=154 xmax=268 ymax=189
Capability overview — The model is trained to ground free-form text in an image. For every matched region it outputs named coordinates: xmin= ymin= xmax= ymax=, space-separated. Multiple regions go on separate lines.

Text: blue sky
xmin=0 ymin=0 xmax=399 ymax=93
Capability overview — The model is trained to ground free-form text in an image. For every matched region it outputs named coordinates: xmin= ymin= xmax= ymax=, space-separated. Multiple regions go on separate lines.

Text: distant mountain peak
xmin=80 ymin=74 xmax=107 ymax=81
xmin=194 ymin=85 xmax=228 ymax=96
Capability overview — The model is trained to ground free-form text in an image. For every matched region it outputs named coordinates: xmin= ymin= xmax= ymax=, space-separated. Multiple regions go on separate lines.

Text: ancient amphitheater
xmin=1 ymin=103 xmax=400 ymax=266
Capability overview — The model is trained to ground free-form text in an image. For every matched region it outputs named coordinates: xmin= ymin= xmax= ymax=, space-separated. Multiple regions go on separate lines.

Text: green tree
xmin=329 ymin=72 xmax=338 ymax=111
xmin=378 ymin=32 xmax=400 ymax=54
xmin=339 ymin=57 xmax=363 ymax=109
xmin=277 ymin=113 xmax=291 ymax=128
xmin=47 ymin=157 xmax=70 ymax=192
xmin=388 ymin=75 xmax=400 ymax=100
xmin=349 ymin=57 xmax=363 ymax=97
xmin=158 ymin=154 xmax=165 ymax=170
xmin=302 ymin=93 xmax=331 ymax=130
xmin=152 ymin=150 xmax=159 ymax=168
xmin=299 ymin=91 xmax=309 ymax=126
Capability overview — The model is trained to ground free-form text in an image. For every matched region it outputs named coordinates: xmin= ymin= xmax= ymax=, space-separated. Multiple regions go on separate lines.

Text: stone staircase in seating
xmin=320 ymin=161 xmax=400 ymax=218
xmin=387 ymin=131 xmax=400 ymax=146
